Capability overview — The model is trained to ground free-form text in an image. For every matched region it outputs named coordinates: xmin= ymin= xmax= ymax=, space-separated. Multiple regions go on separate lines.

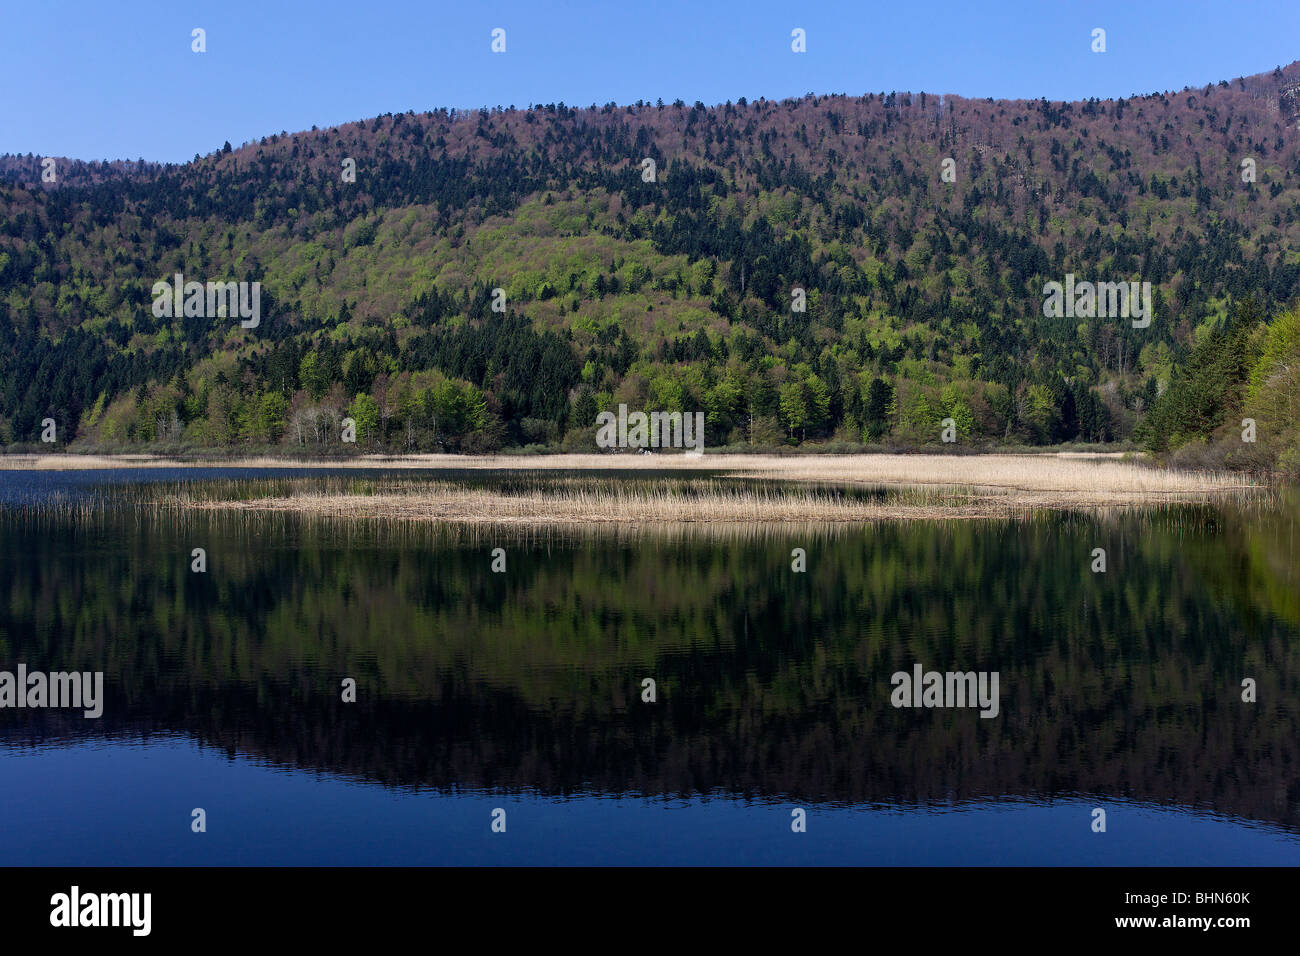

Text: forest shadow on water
xmin=1 ymin=469 xmax=1298 ymax=864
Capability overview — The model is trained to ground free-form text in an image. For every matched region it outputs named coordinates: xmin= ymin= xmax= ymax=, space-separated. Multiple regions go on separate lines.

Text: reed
xmin=5 ymin=451 xmax=1269 ymax=528
xmin=144 ymin=470 xmax=1264 ymax=526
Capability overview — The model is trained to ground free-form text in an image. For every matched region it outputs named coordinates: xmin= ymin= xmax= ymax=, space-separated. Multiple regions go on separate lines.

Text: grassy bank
xmin=0 ymin=449 xmax=1254 ymax=486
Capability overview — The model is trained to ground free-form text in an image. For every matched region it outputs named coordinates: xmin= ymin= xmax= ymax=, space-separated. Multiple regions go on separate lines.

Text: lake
xmin=1 ymin=468 xmax=1297 ymax=865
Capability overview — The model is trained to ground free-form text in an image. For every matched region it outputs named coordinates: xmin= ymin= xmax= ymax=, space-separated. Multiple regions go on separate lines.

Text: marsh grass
xmin=4 ymin=451 xmax=1272 ymax=531
xmin=128 ymin=467 xmax=1270 ymax=528
xmin=9 ymin=469 xmax=1283 ymax=549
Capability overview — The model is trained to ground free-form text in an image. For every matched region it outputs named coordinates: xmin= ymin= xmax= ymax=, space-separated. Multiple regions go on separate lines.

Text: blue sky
xmin=4 ymin=0 xmax=1300 ymax=163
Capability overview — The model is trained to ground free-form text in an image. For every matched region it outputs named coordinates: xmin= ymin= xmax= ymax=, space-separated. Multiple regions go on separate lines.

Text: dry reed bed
xmin=173 ymin=488 xmax=1003 ymax=523
xmin=4 ymin=452 xmax=1264 ymax=524
xmin=159 ymin=472 xmax=1260 ymax=526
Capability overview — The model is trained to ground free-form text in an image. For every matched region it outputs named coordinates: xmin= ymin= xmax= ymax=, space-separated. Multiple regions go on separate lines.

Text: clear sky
xmin=5 ymin=0 xmax=1300 ymax=164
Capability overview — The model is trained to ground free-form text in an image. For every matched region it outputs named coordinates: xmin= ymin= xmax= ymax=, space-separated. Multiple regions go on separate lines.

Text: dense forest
xmin=4 ymin=62 xmax=1300 ymax=466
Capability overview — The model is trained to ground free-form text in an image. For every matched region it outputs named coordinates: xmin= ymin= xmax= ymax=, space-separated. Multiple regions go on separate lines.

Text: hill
xmin=5 ymin=63 xmax=1300 ymax=460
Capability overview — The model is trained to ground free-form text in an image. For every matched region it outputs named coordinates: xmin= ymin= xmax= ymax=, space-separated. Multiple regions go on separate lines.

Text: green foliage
xmin=779 ymin=381 xmax=807 ymax=441
xmin=1242 ymin=303 xmax=1300 ymax=469
xmin=863 ymin=377 xmax=895 ymax=441
xmin=7 ymin=73 xmax=1300 ymax=455
xmin=1137 ymin=297 xmax=1262 ymax=453
xmin=348 ymin=393 xmax=380 ymax=446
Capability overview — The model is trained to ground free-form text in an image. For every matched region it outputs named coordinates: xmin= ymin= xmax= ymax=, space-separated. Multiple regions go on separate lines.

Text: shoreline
xmin=0 ymin=449 xmax=1259 ymax=484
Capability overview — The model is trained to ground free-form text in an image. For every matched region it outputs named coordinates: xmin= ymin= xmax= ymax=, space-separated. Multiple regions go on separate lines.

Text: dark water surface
xmin=1 ymin=468 xmax=1298 ymax=864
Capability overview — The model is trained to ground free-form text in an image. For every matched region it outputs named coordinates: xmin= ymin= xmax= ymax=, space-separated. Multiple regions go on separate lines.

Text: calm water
xmin=1 ymin=468 xmax=1298 ymax=865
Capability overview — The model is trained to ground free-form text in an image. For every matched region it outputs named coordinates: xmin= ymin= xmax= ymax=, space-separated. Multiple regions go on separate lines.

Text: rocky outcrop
xmin=1280 ymin=81 xmax=1300 ymax=126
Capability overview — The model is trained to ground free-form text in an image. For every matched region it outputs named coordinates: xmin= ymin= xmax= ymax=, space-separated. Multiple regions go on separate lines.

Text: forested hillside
xmin=5 ymin=62 xmax=1300 ymax=462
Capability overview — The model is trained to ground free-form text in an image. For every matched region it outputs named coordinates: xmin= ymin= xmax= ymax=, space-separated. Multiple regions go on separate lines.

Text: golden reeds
xmin=149 ymin=470 xmax=1265 ymax=526
xmin=4 ymin=452 xmax=1268 ymax=526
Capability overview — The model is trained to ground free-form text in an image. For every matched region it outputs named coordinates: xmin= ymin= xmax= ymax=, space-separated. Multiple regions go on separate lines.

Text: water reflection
xmin=1 ymin=472 xmax=1298 ymax=863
